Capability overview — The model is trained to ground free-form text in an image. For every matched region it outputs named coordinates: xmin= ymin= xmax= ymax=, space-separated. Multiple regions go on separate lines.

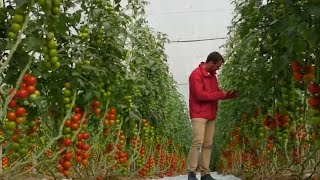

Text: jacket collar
xmin=199 ymin=62 xmax=215 ymax=77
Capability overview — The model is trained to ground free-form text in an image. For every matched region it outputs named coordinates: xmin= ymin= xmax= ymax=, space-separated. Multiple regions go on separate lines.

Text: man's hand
xmin=225 ymin=90 xmax=240 ymax=99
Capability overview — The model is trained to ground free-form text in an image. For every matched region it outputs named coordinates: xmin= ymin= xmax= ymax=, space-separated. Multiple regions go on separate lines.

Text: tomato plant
xmin=0 ymin=0 xmax=191 ymax=179
xmin=215 ymin=0 xmax=320 ymax=179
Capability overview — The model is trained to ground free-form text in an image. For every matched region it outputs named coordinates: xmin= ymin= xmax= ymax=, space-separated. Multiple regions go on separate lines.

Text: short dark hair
xmin=206 ymin=51 xmax=224 ymax=63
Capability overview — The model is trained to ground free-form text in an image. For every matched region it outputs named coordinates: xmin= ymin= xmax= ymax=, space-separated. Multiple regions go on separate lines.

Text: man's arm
xmin=189 ymin=73 xmax=226 ymax=101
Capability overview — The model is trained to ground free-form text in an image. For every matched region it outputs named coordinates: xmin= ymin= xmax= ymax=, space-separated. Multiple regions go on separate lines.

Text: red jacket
xmin=189 ymin=63 xmax=226 ymax=120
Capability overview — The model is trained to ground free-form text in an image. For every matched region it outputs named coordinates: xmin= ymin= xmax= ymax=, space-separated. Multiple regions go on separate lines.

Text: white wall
xmin=146 ymin=0 xmax=234 ymax=106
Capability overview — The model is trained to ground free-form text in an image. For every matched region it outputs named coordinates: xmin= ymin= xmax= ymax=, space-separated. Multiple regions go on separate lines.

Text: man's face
xmin=208 ymin=60 xmax=223 ymax=73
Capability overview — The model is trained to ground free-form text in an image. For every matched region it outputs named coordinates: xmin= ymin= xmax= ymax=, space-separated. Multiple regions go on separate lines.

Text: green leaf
xmin=14 ymin=0 xmax=28 ymax=7
xmin=25 ymin=36 xmax=42 ymax=52
xmin=307 ymin=6 xmax=320 ymax=17
xmin=56 ymin=16 xmax=69 ymax=38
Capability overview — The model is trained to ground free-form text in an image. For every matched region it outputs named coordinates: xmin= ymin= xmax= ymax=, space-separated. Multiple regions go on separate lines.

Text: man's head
xmin=204 ymin=51 xmax=224 ymax=73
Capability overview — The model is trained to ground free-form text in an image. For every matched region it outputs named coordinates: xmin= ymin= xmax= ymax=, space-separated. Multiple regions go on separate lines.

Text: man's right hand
xmin=225 ymin=90 xmax=240 ymax=99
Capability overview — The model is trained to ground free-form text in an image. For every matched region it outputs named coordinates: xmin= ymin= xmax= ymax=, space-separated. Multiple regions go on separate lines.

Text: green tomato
xmin=52 ymin=7 xmax=60 ymax=15
xmin=50 ymin=56 xmax=59 ymax=64
xmin=6 ymin=121 xmax=16 ymax=130
xmin=82 ymin=124 xmax=88 ymax=131
xmin=52 ymin=0 xmax=60 ymax=6
xmin=64 ymin=134 xmax=72 ymax=139
xmin=63 ymin=127 xmax=72 ymax=134
xmin=35 ymin=90 xmax=41 ymax=96
xmin=38 ymin=0 xmax=46 ymax=6
xmin=47 ymin=32 xmax=55 ymax=40
xmin=11 ymin=23 xmax=21 ymax=33
xmin=65 ymin=104 xmax=71 ymax=109
xmin=64 ymin=82 xmax=72 ymax=89
xmin=64 ymin=90 xmax=71 ymax=96
xmin=29 ymin=94 xmax=38 ymax=101
xmin=7 ymin=31 xmax=16 ymax=39
xmin=13 ymin=14 xmax=24 ymax=23
xmin=49 ymin=49 xmax=57 ymax=57
xmin=64 ymin=97 xmax=71 ymax=103
xmin=53 ymin=61 xmax=60 ymax=69
xmin=48 ymin=40 xmax=57 ymax=49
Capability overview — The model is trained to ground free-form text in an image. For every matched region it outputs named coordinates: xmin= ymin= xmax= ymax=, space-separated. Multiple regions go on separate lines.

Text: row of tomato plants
xmin=217 ymin=61 xmax=320 ymax=178
xmin=0 ymin=74 xmax=187 ymax=179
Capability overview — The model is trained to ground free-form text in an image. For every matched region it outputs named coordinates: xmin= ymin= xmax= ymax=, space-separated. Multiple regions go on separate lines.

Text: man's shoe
xmin=200 ymin=174 xmax=216 ymax=180
xmin=188 ymin=172 xmax=198 ymax=180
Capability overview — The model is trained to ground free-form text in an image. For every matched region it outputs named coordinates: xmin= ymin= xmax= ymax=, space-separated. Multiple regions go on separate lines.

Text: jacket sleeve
xmin=189 ymin=73 xmax=226 ymax=101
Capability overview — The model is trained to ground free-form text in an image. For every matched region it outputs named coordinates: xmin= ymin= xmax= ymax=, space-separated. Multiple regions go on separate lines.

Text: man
xmin=187 ymin=51 xmax=239 ymax=180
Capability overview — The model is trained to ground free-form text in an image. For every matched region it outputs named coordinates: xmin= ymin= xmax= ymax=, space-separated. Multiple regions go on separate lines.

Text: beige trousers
xmin=187 ymin=118 xmax=216 ymax=175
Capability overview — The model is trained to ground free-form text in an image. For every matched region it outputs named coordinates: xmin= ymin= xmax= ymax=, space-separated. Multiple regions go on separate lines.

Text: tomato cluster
xmin=63 ymin=82 xmax=72 ymax=109
xmin=291 ymin=61 xmax=315 ymax=83
xmin=2 ymin=157 xmax=8 ymax=170
xmin=78 ymin=26 xmax=89 ymax=39
xmin=4 ymin=74 xmax=40 ymax=158
xmin=38 ymin=0 xmax=60 ymax=16
xmin=8 ymin=74 xmax=39 ymax=105
xmin=58 ymin=107 xmax=91 ymax=178
xmin=90 ymin=100 xmax=101 ymax=116
xmin=43 ymin=32 xmax=60 ymax=69
xmin=103 ymin=107 xmax=116 ymax=127
xmin=75 ymin=131 xmax=91 ymax=167
xmin=263 ymin=113 xmax=290 ymax=130
xmin=7 ymin=7 xmax=26 ymax=40
xmin=307 ymin=83 xmax=320 ymax=109
xmin=57 ymin=151 xmax=73 ymax=178
xmin=95 ymin=28 xmax=104 ymax=45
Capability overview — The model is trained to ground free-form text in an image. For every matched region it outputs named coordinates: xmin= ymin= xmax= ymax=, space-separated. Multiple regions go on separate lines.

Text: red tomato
xmin=7 ymin=112 xmax=16 ymax=121
xmin=121 ymin=152 xmax=128 ymax=158
xmin=77 ymin=133 xmax=83 ymax=140
xmin=15 ymin=107 xmax=26 ymax=117
xmin=82 ymin=132 xmax=90 ymax=140
xmin=58 ymin=158 xmax=65 ymax=165
xmin=65 ymin=120 xmax=72 ymax=127
xmin=81 ymin=143 xmax=90 ymax=151
xmin=75 ymin=156 xmax=82 ymax=162
xmin=63 ymin=170 xmax=71 ymax=177
xmin=91 ymin=100 xmax=100 ymax=108
xmin=75 ymin=149 xmax=83 ymax=156
xmin=93 ymin=108 xmax=101 ymax=115
xmin=71 ymin=123 xmax=79 ymax=130
xmin=63 ymin=152 xmax=73 ymax=161
xmin=81 ymin=152 xmax=90 ymax=159
xmin=108 ymin=114 xmax=115 ymax=120
xmin=72 ymin=114 xmax=81 ymax=123
xmin=116 ymin=149 xmax=121 ymax=155
xmin=57 ymin=165 xmax=64 ymax=173
xmin=20 ymin=82 xmax=27 ymax=90
xmin=63 ymin=161 xmax=72 ymax=170
xmin=8 ymin=99 xmax=17 ymax=108
xmin=27 ymin=86 xmax=36 ymax=94
xmin=26 ymin=76 xmax=37 ymax=86
xmin=16 ymin=89 xmax=27 ymax=99
xmin=117 ymin=143 xmax=123 ymax=150
xmin=109 ymin=107 xmax=116 ymax=114
xmin=81 ymin=159 xmax=88 ymax=166
xmin=63 ymin=138 xmax=72 ymax=147
xmin=76 ymin=141 xmax=83 ymax=149
xmin=73 ymin=107 xmax=82 ymax=113
xmin=119 ymin=158 xmax=126 ymax=164
xmin=23 ymin=74 xmax=30 ymax=82
xmin=106 ymin=143 xmax=114 ymax=151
